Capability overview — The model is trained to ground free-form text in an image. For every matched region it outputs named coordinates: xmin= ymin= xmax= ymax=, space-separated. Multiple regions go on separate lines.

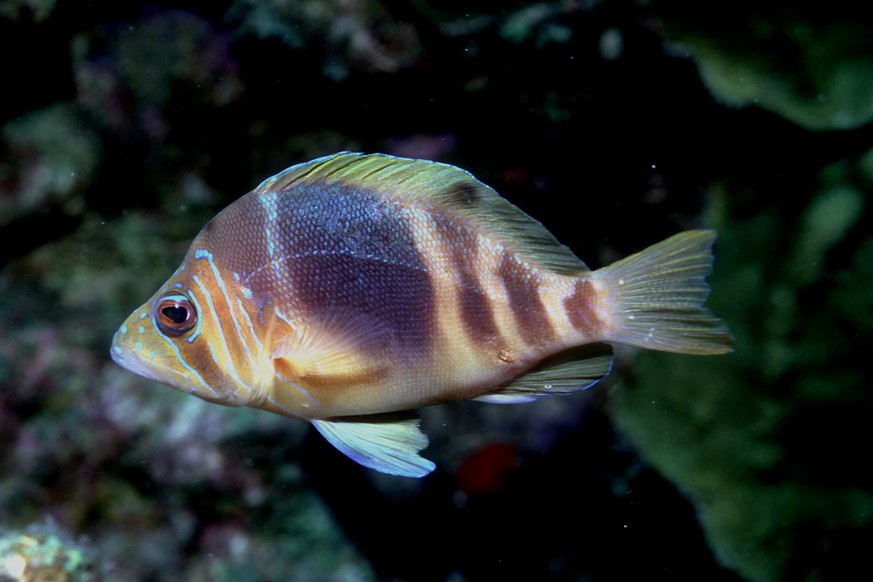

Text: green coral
xmin=0 ymin=103 xmax=100 ymax=228
xmin=612 ymin=154 xmax=873 ymax=581
xmin=653 ymin=2 xmax=873 ymax=130
xmin=0 ymin=0 xmax=56 ymax=22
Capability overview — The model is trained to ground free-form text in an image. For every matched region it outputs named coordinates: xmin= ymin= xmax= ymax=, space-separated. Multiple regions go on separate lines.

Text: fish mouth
xmin=110 ymin=331 xmax=174 ymax=386
xmin=110 ymin=330 xmax=223 ymax=402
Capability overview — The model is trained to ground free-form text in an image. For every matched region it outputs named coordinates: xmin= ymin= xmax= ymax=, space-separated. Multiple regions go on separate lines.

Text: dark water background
xmin=2 ymin=1 xmax=872 ymax=580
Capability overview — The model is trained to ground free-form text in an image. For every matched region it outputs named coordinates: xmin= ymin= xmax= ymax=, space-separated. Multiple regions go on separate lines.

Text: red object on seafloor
xmin=455 ymin=442 xmax=519 ymax=496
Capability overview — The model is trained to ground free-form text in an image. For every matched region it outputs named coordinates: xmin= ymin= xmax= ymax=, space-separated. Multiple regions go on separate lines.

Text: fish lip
xmin=109 ymin=332 xmax=127 ymax=367
xmin=109 ymin=333 xmax=168 ymax=385
xmin=109 ymin=332 xmax=128 ymax=365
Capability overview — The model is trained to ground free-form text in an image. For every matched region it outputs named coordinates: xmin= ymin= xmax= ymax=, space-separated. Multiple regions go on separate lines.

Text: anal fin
xmin=474 ymin=343 xmax=613 ymax=404
xmin=312 ymin=413 xmax=435 ymax=478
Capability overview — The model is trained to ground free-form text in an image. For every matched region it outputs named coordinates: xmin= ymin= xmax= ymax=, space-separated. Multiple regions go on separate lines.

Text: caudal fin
xmin=594 ymin=230 xmax=733 ymax=355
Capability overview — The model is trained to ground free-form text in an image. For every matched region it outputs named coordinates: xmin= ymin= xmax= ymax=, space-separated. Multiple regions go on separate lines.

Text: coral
xmin=0 ymin=103 xmax=100 ymax=229
xmin=0 ymin=0 xmax=56 ymax=23
xmin=227 ymin=0 xmax=423 ymax=80
xmin=612 ymin=155 xmax=873 ymax=581
xmin=651 ymin=1 xmax=873 ymax=130
xmin=2 ymin=1 xmax=871 ymax=580
xmin=0 ymin=521 xmax=96 ymax=582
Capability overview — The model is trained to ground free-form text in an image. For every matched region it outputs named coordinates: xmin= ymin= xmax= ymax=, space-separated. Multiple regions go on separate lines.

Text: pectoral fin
xmin=271 ymin=309 xmax=392 ymax=383
xmin=312 ymin=414 xmax=435 ymax=478
xmin=474 ymin=343 xmax=613 ymax=403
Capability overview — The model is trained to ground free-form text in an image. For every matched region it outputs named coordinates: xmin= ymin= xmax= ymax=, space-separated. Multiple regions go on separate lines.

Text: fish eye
xmin=154 ymin=294 xmax=197 ymax=336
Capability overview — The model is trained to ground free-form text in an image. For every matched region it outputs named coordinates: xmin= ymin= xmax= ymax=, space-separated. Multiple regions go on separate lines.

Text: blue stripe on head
xmin=195 ymin=247 xmax=256 ymax=372
xmin=192 ymin=273 xmax=253 ymax=395
xmin=186 ymin=288 xmax=204 ymax=343
xmin=149 ymin=307 xmax=221 ymax=399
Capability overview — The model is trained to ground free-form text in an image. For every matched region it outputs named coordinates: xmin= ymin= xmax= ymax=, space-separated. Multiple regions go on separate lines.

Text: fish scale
xmin=111 ymin=152 xmax=732 ymax=477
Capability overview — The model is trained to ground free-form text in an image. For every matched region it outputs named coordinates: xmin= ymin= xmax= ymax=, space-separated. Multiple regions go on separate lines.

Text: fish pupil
xmin=162 ymin=305 xmax=188 ymax=323
xmin=154 ymin=295 xmax=197 ymax=335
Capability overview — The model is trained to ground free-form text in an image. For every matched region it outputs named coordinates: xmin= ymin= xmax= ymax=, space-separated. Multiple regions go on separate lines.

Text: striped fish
xmin=110 ymin=152 xmax=732 ymax=477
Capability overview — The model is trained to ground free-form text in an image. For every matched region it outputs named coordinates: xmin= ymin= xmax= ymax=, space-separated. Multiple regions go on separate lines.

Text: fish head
xmin=110 ymin=255 xmax=262 ymax=408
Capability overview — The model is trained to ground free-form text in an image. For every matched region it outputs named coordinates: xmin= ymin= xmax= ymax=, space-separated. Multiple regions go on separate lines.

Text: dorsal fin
xmin=254 ymin=152 xmax=589 ymax=275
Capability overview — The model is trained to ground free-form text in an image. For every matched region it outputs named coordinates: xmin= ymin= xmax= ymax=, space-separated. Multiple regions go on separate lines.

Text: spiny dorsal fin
xmin=254 ymin=152 xmax=589 ymax=275
xmin=474 ymin=343 xmax=614 ymax=403
xmin=312 ymin=413 xmax=435 ymax=477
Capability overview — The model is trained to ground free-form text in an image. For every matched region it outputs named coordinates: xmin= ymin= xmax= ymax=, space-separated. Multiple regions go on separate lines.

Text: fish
xmin=110 ymin=152 xmax=732 ymax=477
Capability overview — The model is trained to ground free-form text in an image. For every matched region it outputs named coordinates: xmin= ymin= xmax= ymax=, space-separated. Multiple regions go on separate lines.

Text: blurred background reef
xmin=1 ymin=0 xmax=872 ymax=580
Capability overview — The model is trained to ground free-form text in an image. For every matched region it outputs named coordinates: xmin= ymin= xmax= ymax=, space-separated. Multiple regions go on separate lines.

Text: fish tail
xmin=594 ymin=230 xmax=733 ymax=355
